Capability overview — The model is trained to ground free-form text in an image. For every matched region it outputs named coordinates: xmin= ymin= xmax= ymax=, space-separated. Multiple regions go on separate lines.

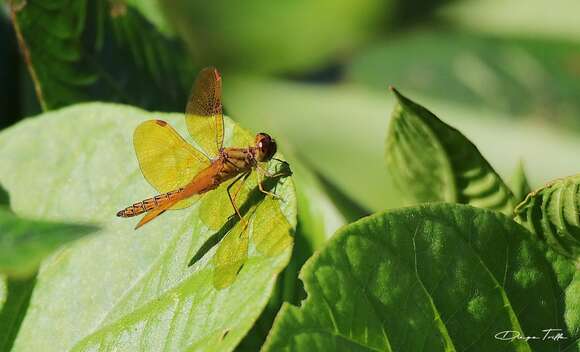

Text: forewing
xmin=185 ymin=67 xmax=224 ymax=158
xmin=133 ymin=120 xmax=210 ymax=209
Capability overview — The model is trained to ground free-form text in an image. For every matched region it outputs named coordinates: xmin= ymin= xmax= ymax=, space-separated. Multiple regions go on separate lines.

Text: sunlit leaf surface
xmin=0 ymin=103 xmax=296 ymax=351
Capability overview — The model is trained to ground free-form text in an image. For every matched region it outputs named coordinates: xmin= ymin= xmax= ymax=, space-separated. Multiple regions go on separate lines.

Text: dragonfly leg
xmin=227 ymin=171 xmax=250 ymax=222
xmin=232 ymin=172 xmax=251 ymax=204
xmin=256 ymin=168 xmax=281 ymax=199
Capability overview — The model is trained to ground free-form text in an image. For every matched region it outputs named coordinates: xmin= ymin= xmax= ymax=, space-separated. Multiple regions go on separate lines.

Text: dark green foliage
xmin=11 ymin=0 xmax=192 ymax=112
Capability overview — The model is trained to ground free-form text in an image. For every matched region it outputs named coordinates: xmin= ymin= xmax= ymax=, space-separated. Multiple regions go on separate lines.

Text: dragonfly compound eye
xmin=255 ymin=133 xmax=277 ymax=162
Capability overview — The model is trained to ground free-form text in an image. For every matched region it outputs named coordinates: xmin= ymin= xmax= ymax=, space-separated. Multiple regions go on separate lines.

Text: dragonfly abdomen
xmin=117 ymin=188 xmax=184 ymax=218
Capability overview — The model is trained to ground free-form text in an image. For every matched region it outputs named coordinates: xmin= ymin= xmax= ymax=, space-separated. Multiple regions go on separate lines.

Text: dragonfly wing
xmin=251 ymin=197 xmax=293 ymax=256
xmin=185 ymin=67 xmax=224 ymax=158
xmin=134 ymin=119 xmax=210 ymax=209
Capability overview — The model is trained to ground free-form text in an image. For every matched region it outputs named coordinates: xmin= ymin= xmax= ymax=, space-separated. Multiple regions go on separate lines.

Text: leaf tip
xmin=388 ymin=85 xmax=400 ymax=97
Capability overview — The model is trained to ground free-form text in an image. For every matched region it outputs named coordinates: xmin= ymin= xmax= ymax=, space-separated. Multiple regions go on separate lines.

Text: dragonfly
xmin=117 ymin=67 xmax=283 ymax=229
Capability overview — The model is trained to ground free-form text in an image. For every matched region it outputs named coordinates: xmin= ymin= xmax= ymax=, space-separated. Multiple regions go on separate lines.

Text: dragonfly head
xmin=254 ymin=133 xmax=277 ymax=162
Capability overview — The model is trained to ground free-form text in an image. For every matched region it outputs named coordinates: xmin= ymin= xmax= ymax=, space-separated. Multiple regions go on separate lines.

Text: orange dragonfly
xmin=117 ymin=67 xmax=282 ymax=229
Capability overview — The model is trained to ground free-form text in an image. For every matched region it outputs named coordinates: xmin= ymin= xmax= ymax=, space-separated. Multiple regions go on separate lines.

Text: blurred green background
xmin=2 ymin=0 xmax=580 ymax=211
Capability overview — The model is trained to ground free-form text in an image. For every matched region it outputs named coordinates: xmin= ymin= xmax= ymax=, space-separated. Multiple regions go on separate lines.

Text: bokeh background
xmin=2 ymin=0 xmax=580 ymax=212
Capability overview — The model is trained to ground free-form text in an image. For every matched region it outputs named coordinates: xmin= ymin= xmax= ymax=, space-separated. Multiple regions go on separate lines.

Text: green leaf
xmin=0 ymin=103 xmax=296 ymax=351
xmin=263 ymin=204 xmax=575 ymax=351
xmin=386 ymin=88 xmax=516 ymax=214
xmin=11 ymin=0 xmax=190 ymax=111
xmin=514 ymin=175 xmax=580 ymax=259
xmin=348 ymin=32 xmax=580 ymax=128
xmin=510 ymin=161 xmax=532 ymax=204
xmin=0 ymin=207 xmax=96 ymax=278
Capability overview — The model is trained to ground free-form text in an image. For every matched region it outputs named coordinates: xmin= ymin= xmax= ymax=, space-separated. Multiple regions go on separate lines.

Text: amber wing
xmin=185 ymin=66 xmax=225 ymax=159
xmin=133 ymin=119 xmax=211 ymax=209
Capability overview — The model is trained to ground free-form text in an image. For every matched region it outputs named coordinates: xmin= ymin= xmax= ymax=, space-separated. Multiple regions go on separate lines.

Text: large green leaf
xmin=348 ymin=32 xmax=580 ymax=128
xmin=514 ymin=174 xmax=580 ymax=259
xmin=0 ymin=103 xmax=296 ymax=351
xmin=0 ymin=207 xmax=96 ymax=278
xmin=10 ymin=0 xmax=190 ymax=111
xmin=263 ymin=204 xmax=576 ymax=351
xmin=386 ymin=88 xmax=516 ymax=214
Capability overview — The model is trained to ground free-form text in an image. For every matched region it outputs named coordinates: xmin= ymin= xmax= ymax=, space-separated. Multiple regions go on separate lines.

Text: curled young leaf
xmin=515 ymin=175 xmax=580 ymax=259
